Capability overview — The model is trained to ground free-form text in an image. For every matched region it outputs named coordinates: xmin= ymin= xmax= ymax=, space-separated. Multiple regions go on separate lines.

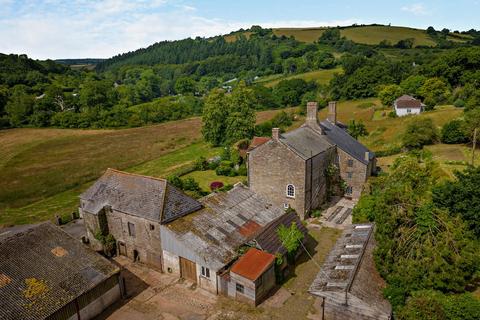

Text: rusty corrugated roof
xmin=231 ymin=248 xmax=275 ymax=281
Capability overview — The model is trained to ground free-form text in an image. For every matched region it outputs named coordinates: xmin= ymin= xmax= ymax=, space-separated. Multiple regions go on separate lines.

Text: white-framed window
xmin=407 ymin=108 xmax=412 ymax=113
xmin=201 ymin=266 xmax=210 ymax=278
xmin=286 ymin=184 xmax=295 ymax=198
xmin=347 ymin=159 xmax=354 ymax=167
xmin=283 ymin=203 xmax=289 ymax=210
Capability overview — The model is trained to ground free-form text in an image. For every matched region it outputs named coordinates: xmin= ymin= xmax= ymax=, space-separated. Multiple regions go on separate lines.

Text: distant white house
xmin=394 ymin=95 xmax=425 ymax=117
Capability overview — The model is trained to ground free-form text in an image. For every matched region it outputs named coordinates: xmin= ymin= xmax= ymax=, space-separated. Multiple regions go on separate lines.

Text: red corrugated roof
xmin=230 ymin=248 xmax=275 ymax=281
xmin=238 ymin=220 xmax=262 ymax=237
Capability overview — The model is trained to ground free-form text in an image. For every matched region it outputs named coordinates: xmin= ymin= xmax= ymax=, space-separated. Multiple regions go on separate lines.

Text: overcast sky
xmin=1 ymin=0 xmax=479 ymax=60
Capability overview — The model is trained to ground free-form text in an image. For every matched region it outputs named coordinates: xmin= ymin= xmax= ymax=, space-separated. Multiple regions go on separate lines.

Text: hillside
xmin=273 ymin=25 xmax=438 ymax=46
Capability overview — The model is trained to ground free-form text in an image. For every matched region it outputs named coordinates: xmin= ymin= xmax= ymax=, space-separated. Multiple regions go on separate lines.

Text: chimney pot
xmin=272 ymin=128 xmax=280 ymax=141
xmin=328 ymin=101 xmax=337 ymax=123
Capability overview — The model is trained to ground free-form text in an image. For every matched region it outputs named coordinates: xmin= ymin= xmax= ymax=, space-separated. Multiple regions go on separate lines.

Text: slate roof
xmin=80 ymin=169 xmax=202 ymax=224
xmin=395 ymin=95 xmax=423 ymax=108
xmin=309 ymin=224 xmax=391 ymax=320
xmin=320 ymin=120 xmax=374 ymax=165
xmin=163 ymin=184 xmax=286 ymax=270
xmin=255 ymin=211 xmax=308 ymax=256
xmin=0 ymin=223 xmax=119 ymax=320
xmin=230 ymin=248 xmax=275 ymax=281
xmin=279 ymin=126 xmax=333 ymax=159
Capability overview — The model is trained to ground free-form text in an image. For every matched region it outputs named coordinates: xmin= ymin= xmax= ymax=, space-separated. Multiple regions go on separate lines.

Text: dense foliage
xmin=353 ymin=156 xmax=480 ymax=316
xmin=402 ymin=118 xmax=438 ymax=149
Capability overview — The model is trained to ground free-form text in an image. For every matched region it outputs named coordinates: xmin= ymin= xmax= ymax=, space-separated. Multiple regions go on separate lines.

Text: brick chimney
xmin=305 ymin=102 xmax=323 ymax=134
xmin=272 ymin=127 xmax=280 ymax=141
xmin=327 ymin=101 xmax=337 ymax=123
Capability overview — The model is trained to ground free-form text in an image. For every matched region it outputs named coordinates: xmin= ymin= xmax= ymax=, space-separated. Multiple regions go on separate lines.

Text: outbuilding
xmin=394 ymin=95 xmax=424 ymax=116
xmin=0 ymin=223 xmax=122 ymax=320
xmin=229 ymin=248 xmax=276 ymax=305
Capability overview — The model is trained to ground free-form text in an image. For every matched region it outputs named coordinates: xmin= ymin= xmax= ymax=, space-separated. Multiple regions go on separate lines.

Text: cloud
xmin=0 ymin=1 xmax=361 ymax=59
xmin=401 ymin=3 xmax=428 ymax=16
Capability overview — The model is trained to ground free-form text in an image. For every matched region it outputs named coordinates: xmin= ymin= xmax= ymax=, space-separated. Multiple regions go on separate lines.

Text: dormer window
xmin=286 ymin=184 xmax=295 ymax=198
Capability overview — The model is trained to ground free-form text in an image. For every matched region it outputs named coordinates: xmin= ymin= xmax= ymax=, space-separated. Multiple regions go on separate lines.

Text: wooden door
xmin=118 ymin=241 xmax=127 ymax=256
xmin=179 ymin=257 xmax=197 ymax=283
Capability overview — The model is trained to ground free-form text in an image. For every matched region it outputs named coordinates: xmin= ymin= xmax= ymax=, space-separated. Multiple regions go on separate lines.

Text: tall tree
xmin=225 ymin=82 xmax=256 ymax=144
xmin=201 ymin=89 xmax=228 ymax=146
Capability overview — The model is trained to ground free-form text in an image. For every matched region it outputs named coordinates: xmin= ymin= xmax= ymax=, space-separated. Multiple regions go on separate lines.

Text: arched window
xmin=286 ymin=184 xmax=295 ymax=198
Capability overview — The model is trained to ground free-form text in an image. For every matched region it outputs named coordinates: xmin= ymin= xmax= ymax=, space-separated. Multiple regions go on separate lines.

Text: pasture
xmin=0 ymin=109 xmax=290 ymax=226
xmin=273 ymin=25 xmax=439 ymax=46
xmin=256 ymin=67 xmax=343 ymax=87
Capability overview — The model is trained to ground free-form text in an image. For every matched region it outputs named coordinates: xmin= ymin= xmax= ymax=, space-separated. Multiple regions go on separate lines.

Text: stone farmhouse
xmin=0 ymin=223 xmax=122 ymax=320
xmin=309 ymin=224 xmax=392 ymax=320
xmin=81 ymin=169 xmax=307 ymax=305
xmin=248 ymin=101 xmax=376 ymax=219
xmin=394 ymin=94 xmax=425 ymax=117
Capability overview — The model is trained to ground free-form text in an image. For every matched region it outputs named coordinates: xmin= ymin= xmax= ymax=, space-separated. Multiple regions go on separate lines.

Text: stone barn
xmin=248 ymin=101 xmax=375 ymax=219
xmin=0 ymin=223 xmax=122 ymax=320
xmin=229 ymin=248 xmax=276 ymax=305
xmin=80 ymin=168 xmax=202 ymax=271
xmin=309 ymin=224 xmax=392 ymax=320
xmin=160 ymin=183 xmax=286 ymax=294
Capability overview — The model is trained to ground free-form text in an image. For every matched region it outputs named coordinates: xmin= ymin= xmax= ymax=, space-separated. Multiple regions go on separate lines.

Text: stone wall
xmin=337 ymin=149 xmax=368 ymax=199
xmin=83 ymin=209 xmax=163 ymax=271
xmin=248 ymin=140 xmax=306 ymax=218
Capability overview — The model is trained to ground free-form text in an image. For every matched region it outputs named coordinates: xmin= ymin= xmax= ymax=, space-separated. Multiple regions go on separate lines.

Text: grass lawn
xmin=215 ymin=226 xmax=341 ymax=319
xmin=273 ymin=27 xmax=327 ymax=43
xmin=260 ymin=68 xmax=342 ymax=88
xmin=182 ymin=170 xmax=246 ymax=192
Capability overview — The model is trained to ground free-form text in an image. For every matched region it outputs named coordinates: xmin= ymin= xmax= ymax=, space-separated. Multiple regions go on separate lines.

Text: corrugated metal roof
xmin=279 ymin=126 xmax=333 ymax=159
xmin=80 ymin=169 xmax=202 ymax=223
xmin=320 ymin=120 xmax=374 ymax=165
xmin=309 ymin=224 xmax=391 ymax=319
xmin=230 ymin=248 xmax=275 ymax=281
xmin=0 ymin=223 xmax=119 ymax=320
xmin=165 ymin=184 xmax=285 ymax=270
xmin=255 ymin=211 xmax=308 ymax=256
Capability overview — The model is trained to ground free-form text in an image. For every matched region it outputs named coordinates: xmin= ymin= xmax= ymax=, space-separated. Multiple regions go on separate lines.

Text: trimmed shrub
xmin=210 ymin=181 xmax=224 ymax=191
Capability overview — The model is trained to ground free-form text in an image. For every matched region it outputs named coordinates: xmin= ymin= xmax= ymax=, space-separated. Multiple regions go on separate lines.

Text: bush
xmin=207 ymin=159 xmax=220 ymax=170
xmin=398 ymin=290 xmax=480 ymax=320
xmin=182 ymin=177 xmax=200 ymax=192
xmin=167 ymin=175 xmax=183 ymax=189
xmin=210 ymin=181 xmax=224 ymax=191
xmin=237 ymin=164 xmax=247 ymax=176
xmin=388 ymin=111 xmax=397 ymax=118
xmin=375 ymin=146 xmax=402 ymax=157
xmin=216 ymin=160 xmax=234 ymax=176
xmin=441 ymin=119 xmax=468 ymax=144
xmin=402 ymin=118 xmax=438 ymax=149
xmin=454 ymin=98 xmax=466 ymax=108
xmin=194 ymin=156 xmax=208 ymax=171
xmin=218 ymin=184 xmax=234 ymax=192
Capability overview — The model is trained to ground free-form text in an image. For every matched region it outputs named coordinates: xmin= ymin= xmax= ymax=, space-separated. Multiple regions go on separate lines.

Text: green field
xmin=256 ymin=67 xmax=342 ymax=87
xmin=0 ymin=109 xmax=290 ymax=226
xmin=273 ymin=25 xmax=441 ymax=46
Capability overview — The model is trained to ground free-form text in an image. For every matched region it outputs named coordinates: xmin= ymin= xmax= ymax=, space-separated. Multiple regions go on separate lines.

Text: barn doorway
xmin=133 ymin=249 xmax=140 ymax=262
xmin=118 ymin=241 xmax=127 ymax=256
xmin=179 ymin=257 xmax=197 ymax=283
